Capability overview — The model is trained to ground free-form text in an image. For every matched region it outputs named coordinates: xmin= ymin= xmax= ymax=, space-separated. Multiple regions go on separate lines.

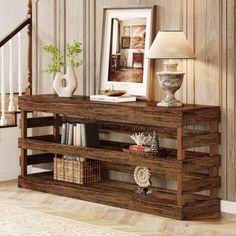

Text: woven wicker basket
xmin=54 ymin=157 xmax=101 ymax=184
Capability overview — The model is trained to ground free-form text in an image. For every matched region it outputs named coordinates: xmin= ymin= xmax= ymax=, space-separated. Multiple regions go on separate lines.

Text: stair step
xmin=0 ymin=94 xmax=19 ymax=127
xmin=0 ymin=94 xmax=19 ymax=110
xmin=0 ymin=112 xmax=16 ymax=127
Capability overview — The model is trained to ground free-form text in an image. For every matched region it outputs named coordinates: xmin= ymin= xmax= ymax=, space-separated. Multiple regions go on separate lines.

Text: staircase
xmin=0 ymin=0 xmax=32 ymax=127
xmin=0 ymin=94 xmax=19 ymax=127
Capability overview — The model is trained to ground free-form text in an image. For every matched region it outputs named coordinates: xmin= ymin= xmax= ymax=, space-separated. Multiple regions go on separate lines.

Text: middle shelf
xmin=19 ymin=135 xmax=220 ymax=173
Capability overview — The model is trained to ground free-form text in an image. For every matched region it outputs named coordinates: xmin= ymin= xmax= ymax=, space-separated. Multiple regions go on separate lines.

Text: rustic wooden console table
xmin=18 ymin=95 xmax=221 ymax=220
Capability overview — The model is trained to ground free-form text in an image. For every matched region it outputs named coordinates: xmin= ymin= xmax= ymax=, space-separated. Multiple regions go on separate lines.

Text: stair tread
xmin=0 ymin=94 xmax=18 ymax=127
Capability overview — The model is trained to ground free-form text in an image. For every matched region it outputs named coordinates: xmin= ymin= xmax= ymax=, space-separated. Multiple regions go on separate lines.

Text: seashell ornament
xmin=134 ymin=166 xmax=151 ymax=188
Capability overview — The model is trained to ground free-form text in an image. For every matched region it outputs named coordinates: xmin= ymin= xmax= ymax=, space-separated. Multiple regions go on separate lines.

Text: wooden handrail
xmin=0 ymin=0 xmax=32 ymax=96
xmin=0 ymin=17 xmax=31 ymax=48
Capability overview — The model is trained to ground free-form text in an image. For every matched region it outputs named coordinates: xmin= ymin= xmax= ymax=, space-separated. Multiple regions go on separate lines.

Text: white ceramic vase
xmin=53 ymin=66 xmax=77 ymax=97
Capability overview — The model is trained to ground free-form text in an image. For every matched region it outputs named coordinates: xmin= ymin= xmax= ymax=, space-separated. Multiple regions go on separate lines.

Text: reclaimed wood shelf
xmin=18 ymin=95 xmax=221 ymax=220
xmin=18 ymin=172 xmax=220 ymax=220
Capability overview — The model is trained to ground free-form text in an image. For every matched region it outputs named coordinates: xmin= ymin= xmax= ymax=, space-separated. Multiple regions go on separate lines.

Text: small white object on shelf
xmin=130 ymin=132 xmax=151 ymax=146
xmin=90 ymin=95 xmax=136 ymax=103
xmin=134 ymin=166 xmax=151 ymax=188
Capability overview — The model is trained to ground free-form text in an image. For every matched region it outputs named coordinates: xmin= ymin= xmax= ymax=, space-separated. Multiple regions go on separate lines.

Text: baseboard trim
xmin=0 ymin=168 xmax=20 ymax=181
xmin=221 ymin=200 xmax=236 ymax=214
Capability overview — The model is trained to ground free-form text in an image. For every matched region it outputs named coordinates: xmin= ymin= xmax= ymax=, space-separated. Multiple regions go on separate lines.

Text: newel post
xmin=25 ymin=0 xmax=32 ymax=96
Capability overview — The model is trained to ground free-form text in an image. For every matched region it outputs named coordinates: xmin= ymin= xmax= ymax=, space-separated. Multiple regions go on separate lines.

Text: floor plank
xmin=0 ymin=180 xmax=236 ymax=235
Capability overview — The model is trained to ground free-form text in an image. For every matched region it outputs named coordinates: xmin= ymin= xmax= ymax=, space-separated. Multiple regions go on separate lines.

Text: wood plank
xmin=209 ymin=122 xmax=219 ymax=198
xmin=66 ymin=0 xmax=84 ymax=95
xmin=27 ymin=153 xmax=54 ymax=165
xmin=225 ymin=0 xmax=236 ymax=202
xmin=177 ymin=173 xmax=185 ymax=206
xmin=183 ymin=176 xmax=220 ymax=194
xmin=19 ymin=137 xmax=221 ymax=173
xmin=183 ymin=132 xmax=221 ymax=148
xmin=99 ymin=122 xmax=176 ymax=139
xmin=183 ymin=155 xmax=220 ymax=171
xmin=18 ymin=172 xmax=220 ymax=220
xmin=18 ymin=173 xmax=183 ymax=220
xmin=182 ymin=108 xmax=220 ymax=125
xmin=34 ymin=0 xmax=56 ymax=94
xmin=176 ymin=124 xmax=187 ymax=207
xmin=183 ymin=198 xmax=220 ymax=220
xmin=27 ymin=116 xmax=53 ymax=128
xmin=19 ymin=138 xmax=183 ymax=173
xmin=20 ymin=111 xmax=27 ymax=176
xmin=18 ymin=95 xmax=220 ymax=127
xmin=62 ymin=116 xmax=176 ymax=138
xmin=101 ymin=161 xmax=176 ymax=179
xmin=101 ymin=161 xmax=212 ymax=182
xmin=177 ymin=126 xmax=185 ymax=160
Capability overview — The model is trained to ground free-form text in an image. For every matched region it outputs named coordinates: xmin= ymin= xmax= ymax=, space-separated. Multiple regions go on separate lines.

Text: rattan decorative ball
xmin=134 ymin=166 xmax=151 ymax=188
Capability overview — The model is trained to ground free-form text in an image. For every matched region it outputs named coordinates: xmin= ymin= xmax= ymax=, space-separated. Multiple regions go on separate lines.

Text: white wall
xmin=0 ymin=0 xmax=28 ymax=180
xmin=0 ymin=118 xmax=20 ymax=180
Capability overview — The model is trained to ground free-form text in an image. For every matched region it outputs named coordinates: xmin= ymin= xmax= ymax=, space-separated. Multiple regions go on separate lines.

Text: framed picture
xmin=132 ymin=25 xmax=146 ymax=37
xmin=100 ymin=6 xmax=156 ymax=98
xmin=131 ymin=37 xmax=145 ymax=49
xmin=121 ymin=36 xmax=130 ymax=49
xmin=123 ymin=26 xmax=130 ymax=36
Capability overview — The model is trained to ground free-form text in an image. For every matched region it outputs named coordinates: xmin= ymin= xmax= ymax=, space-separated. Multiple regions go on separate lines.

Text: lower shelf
xmin=18 ymin=172 xmax=220 ymax=220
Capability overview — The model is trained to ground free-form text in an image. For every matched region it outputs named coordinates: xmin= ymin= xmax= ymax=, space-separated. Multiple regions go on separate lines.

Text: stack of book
xmin=61 ymin=122 xmax=99 ymax=162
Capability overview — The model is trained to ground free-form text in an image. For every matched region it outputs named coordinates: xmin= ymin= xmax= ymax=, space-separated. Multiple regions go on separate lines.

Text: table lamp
xmin=147 ymin=31 xmax=195 ymax=107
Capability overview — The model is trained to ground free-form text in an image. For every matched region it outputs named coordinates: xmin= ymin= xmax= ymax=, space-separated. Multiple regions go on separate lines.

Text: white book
xmin=61 ymin=123 xmax=66 ymax=144
xmin=73 ymin=125 xmax=77 ymax=146
xmin=80 ymin=123 xmax=87 ymax=162
xmin=67 ymin=123 xmax=74 ymax=145
xmin=81 ymin=123 xmax=86 ymax=147
xmin=76 ymin=123 xmax=82 ymax=146
xmin=90 ymin=95 xmax=136 ymax=103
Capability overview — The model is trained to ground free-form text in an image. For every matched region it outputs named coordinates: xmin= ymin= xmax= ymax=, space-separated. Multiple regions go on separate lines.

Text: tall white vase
xmin=53 ymin=66 xmax=78 ymax=97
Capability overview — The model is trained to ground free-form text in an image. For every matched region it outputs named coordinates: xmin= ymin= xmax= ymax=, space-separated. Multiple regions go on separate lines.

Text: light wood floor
xmin=0 ymin=180 xmax=236 ymax=236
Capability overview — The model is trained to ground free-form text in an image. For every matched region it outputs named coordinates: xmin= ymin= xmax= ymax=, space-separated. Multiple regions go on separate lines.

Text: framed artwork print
xmin=100 ymin=6 xmax=156 ymax=99
xmin=123 ymin=26 xmax=130 ymax=36
xmin=121 ymin=36 xmax=130 ymax=49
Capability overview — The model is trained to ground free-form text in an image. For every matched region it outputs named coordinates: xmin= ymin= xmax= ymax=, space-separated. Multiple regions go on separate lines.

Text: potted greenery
xmin=43 ymin=41 xmax=83 ymax=97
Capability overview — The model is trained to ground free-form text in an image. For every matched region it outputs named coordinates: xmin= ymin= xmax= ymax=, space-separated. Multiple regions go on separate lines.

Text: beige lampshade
xmin=147 ymin=31 xmax=195 ymax=59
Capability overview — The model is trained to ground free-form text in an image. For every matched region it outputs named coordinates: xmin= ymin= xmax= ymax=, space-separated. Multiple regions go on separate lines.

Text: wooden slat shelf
xmin=19 ymin=95 xmax=220 ymax=127
xmin=25 ymin=116 xmax=221 ymax=148
xmin=27 ymin=153 xmax=54 ymax=165
xmin=18 ymin=172 xmax=220 ymax=220
xmin=18 ymin=95 xmax=221 ymax=220
xmin=19 ymin=137 xmax=221 ymax=173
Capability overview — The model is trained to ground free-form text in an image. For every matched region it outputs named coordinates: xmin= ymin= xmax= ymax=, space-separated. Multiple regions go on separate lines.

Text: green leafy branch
xmin=66 ymin=41 xmax=83 ymax=68
xmin=43 ymin=41 xmax=83 ymax=75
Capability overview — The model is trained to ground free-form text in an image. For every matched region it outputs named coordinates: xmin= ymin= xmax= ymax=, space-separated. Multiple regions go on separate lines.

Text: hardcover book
xmin=81 ymin=122 xmax=100 ymax=148
xmin=90 ymin=95 xmax=136 ymax=103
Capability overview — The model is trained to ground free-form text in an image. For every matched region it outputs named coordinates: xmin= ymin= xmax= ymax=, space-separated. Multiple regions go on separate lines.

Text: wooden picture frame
xmin=100 ymin=6 xmax=156 ymax=99
xmin=121 ymin=36 xmax=130 ymax=49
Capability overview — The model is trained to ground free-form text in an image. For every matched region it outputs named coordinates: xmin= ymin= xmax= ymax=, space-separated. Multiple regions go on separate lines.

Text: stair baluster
xmin=18 ymin=32 xmax=23 ymax=97
xmin=8 ymin=39 xmax=15 ymax=112
xmin=0 ymin=47 xmax=7 ymax=125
